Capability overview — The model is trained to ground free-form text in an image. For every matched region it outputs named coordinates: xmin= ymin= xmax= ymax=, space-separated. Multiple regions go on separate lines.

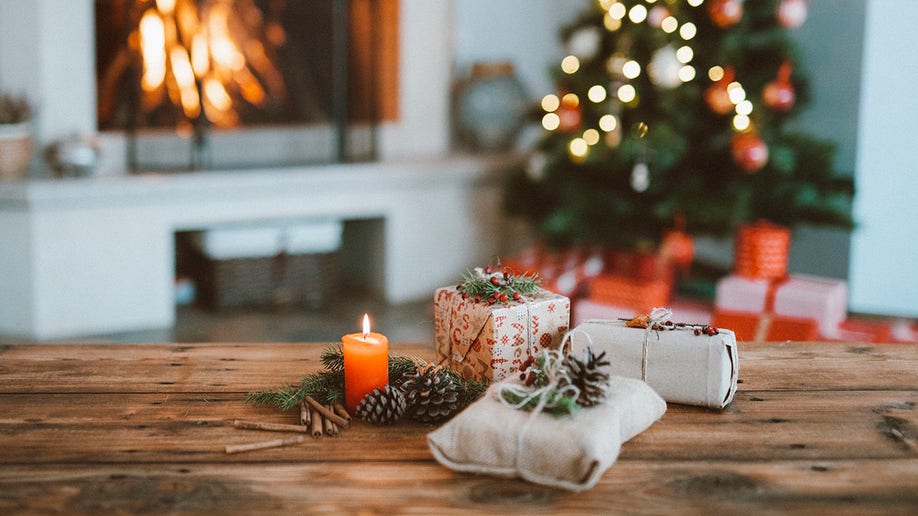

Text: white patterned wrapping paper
xmin=433 ymin=287 xmax=571 ymax=382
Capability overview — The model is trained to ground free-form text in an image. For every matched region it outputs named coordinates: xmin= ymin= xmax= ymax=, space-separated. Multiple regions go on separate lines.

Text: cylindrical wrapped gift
xmin=572 ymin=319 xmax=739 ymax=409
xmin=734 ymin=222 xmax=791 ymax=280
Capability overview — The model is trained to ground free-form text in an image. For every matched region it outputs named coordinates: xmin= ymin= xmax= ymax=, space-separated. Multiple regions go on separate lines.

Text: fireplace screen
xmin=95 ymin=0 xmax=398 ymax=171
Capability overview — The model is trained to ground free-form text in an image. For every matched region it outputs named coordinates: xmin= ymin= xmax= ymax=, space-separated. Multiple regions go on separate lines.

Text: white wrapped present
xmin=572 ymin=309 xmax=739 ymax=409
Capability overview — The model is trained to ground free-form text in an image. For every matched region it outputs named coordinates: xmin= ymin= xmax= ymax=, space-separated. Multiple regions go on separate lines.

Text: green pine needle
xmin=246 ymin=347 xmax=488 ymax=413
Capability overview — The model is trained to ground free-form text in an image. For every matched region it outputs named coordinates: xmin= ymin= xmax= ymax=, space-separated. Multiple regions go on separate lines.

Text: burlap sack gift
xmin=427 ymin=375 xmax=665 ymax=491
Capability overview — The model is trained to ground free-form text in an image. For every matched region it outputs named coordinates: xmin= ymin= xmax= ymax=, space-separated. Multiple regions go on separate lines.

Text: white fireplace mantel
xmin=0 ymin=155 xmax=519 ymax=340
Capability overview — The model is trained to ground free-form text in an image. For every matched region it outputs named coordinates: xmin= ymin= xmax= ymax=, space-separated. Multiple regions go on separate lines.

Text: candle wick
xmin=363 ymin=331 xmax=369 ymax=339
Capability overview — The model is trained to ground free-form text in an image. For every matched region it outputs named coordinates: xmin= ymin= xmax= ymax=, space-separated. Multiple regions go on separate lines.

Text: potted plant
xmin=0 ymin=93 xmax=33 ymax=180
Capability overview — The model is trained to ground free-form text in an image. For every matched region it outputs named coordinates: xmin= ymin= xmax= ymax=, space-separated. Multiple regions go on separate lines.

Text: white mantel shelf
xmin=0 ymin=154 xmax=520 ymax=340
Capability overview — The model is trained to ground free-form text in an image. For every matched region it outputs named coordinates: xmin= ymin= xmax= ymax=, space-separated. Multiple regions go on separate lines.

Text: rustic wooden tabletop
xmin=0 ymin=341 xmax=915 ymax=514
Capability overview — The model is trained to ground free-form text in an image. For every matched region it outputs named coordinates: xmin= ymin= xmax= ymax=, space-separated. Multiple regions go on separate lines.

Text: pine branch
xmin=321 ymin=344 xmax=344 ymax=372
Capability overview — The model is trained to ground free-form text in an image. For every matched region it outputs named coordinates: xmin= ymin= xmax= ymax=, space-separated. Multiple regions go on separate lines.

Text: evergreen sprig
xmin=246 ymin=345 xmax=488 ymax=412
xmin=457 ymin=266 xmax=541 ymax=305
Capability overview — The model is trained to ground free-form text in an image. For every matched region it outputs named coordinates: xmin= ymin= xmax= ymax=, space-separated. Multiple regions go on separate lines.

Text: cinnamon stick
xmin=233 ymin=420 xmax=311 ymax=433
xmin=303 ymin=395 xmax=349 ymax=428
xmin=225 ymin=435 xmax=304 ymax=454
xmin=333 ymin=403 xmax=352 ymax=424
xmin=299 ymin=401 xmax=311 ymax=427
xmin=309 ymin=407 xmax=323 ymax=438
xmin=324 ymin=405 xmax=338 ymax=436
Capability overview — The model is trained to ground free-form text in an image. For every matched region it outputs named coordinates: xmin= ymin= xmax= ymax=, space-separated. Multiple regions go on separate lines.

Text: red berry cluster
xmin=518 ymin=355 xmax=537 ymax=386
xmin=645 ymin=319 xmax=720 ymax=336
xmin=456 ymin=266 xmax=529 ymax=305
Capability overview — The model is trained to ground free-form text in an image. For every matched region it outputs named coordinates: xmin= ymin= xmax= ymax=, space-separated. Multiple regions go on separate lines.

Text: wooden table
xmin=0 ymin=341 xmax=915 ymax=514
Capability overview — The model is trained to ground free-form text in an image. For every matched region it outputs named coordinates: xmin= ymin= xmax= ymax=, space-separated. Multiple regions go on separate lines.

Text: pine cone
xmin=355 ymin=385 xmax=407 ymax=425
xmin=400 ymin=363 xmax=460 ymax=423
xmin=562 ymin=347 xmax=611 ymax=407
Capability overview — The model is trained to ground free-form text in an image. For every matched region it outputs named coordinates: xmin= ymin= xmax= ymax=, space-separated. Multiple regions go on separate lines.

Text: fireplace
xmin=94 ymin=0 xmax=399 ymax=171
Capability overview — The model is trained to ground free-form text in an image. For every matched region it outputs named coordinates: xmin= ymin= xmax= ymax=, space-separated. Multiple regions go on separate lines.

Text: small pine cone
xmin=355 ymin=385 xmax=407 ymax=425
xmin=400 ymin=363 xmax=460 ymax=423
xmin=562 ymin=347 xmax=611 ymax=407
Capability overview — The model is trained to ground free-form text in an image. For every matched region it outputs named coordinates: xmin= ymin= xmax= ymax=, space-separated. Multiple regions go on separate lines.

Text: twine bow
xmin=639 ymin=307 xmax=672 ymax=381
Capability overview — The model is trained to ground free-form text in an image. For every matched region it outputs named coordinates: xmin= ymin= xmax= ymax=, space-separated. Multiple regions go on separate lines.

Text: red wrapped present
xmin=503 ymin=246 xmax=603 ymax=298
xmin=588 ymin=274 xmax=672 ymax=313
xmin=712 ymin=310 xmax=819 ymax=342
xmin=734 ymin=221 xmax=791 ymax=280
xmin=715 ymin=274 xmax=847 ymax=338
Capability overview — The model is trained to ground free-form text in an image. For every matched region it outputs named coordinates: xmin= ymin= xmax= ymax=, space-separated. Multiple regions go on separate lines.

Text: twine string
xmin=640 ymin=307 xmax=673 ymax=381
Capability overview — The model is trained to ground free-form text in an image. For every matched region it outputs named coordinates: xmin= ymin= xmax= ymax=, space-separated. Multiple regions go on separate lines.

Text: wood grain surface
xmin=0 ymin=341 xmax=915 ymax=514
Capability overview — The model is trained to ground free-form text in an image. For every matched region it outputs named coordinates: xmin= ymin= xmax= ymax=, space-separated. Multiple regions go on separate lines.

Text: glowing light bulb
xmin=583 ymin=128 xmax=601 ymax=145
xmin=542 ymin=113 xmax=561 ymax=131
xmin=604 ymin=14 xmax=622 ymax=31
xmin=708 ymin=66 xmax=725 ymax=82
xmin=629 ymin=4 xmax=648 ymax=23
xmin=598 ymin=0 xmax=615 ymax=9
xmin=599 ymin=114 xmax=618 ymax=132
xmin=661 ymin=16 xmax=678 ymax=33
xmin=688 ymin=0 xmax=704 ymax=7
xmin=588 ymin=85 xmax=608 ymax=103
xmin=561 ymin=55 xmax=580 ymax=74
xmin=679 ymin=22 xmax=697 ymax=40
xmin=727 ymin=82 xmax=746 ymax=104
xmin=736 ymin=100 xmax=753 ymax=116
xmin=676 ymin=46 xmax=694 ymax=64
xmin=569 ymin=138 xmax=589 ymax=158
xmin=617 ymin=84 xmax=636 ymax=103
xmin=622 ymin=60 xmax=641 ymax=79
xmin=542 ymin=94 xmax=560 ymax=112
xmin=733 ymin=114 xmax=751 ymax=131
xmin=608 ymin=2 xmax=626 ymax=20
xmin=678 ymin=65 xmax=696 ymax=82
xmin=562 ymin=93 xmax=580 ymax=107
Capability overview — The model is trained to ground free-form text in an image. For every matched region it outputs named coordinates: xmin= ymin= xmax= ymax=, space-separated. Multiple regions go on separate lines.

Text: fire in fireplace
xmin=95 ymin=0 xmax=398 ymax=170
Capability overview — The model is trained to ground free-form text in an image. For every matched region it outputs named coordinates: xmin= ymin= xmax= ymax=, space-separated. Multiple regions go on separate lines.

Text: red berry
xmin=462 ymin=292 xmax=469 ymax=299
xmin=503 ymin=271 xmax=511 ymax=280
xmin=500 ymin=293 xmax=509 ymax=302
xmin=490 ymin=276 xmax=500 ymax=286
xmin=485 ymin=266 xmax=493 ymax=274
xmin=488 ymin=297 xmax=496 ymax=305
xmin=694 ymin=328 xmax=702 ymax=336
xmin=513 ymin=292 xmax=521 ymax=300
xmin=474 ymin=296 xmax=481 ymax=302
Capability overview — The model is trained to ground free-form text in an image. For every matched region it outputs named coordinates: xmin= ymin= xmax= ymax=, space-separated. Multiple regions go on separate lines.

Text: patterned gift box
xmin=734 ymin=222 xmax=791 ymax=280
xmin=434 ymin=287 xmax=571 ymax=382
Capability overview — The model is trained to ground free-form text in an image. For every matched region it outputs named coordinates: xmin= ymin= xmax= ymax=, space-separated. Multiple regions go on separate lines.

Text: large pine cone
xmin=400 ymin=363 xmax=460 ymax=423
xmin=561 ymin=347 xmax=611 ymax=407
xmin=355 ymin=385 xmax=407 ymax=425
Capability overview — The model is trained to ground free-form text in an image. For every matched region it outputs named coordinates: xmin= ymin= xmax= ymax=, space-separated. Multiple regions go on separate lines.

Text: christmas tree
xmin=504 ymin=0 xmax=854 ymax=251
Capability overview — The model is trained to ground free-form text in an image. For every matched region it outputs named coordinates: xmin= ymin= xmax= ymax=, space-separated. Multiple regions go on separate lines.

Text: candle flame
xmin=362 ymin=314 xmax=371 ymax=338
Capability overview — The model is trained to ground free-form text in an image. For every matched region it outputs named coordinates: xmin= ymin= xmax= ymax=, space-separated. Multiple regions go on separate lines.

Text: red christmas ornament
xmin=557 ymin=103 xmax=582 ymax=133
xmin=763 ymin=62 xmax=796 ymax=112
xmin=708 ymin=0 xmax=744 ymax=29
xmin=777 ymin=0 xmax=808 ymax=29
xmin=704 ymin=66 xmax=735 ymax=115
xmin=731 ymin=132 xmax=769 ymax=173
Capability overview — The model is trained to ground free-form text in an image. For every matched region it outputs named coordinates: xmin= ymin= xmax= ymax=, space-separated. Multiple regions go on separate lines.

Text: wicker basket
xmin=191 ymin=249 xmax=340 ymax=311
xmin=0 ymin=123 xmax=33 ymax=180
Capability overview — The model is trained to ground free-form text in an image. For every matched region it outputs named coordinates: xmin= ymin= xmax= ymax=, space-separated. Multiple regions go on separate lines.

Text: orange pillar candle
xmin=343 ymin=314 xmax=389 ymax=413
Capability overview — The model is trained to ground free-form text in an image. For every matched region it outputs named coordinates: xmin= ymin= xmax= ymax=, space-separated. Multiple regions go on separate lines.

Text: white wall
xmin=849 ymin=0 xmax=918 ymax=317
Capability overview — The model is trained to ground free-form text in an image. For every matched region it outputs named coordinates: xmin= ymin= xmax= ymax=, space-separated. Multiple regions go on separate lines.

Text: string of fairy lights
xmin=540 ymin=0 xmax=759 ymax=170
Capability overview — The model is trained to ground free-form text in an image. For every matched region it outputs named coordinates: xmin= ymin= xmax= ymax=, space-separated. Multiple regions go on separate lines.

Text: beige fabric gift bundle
xmin=573 ymin=311 xmax=739 ymax=409
xmin=427 ymin=376 xmax=666 ymax=492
